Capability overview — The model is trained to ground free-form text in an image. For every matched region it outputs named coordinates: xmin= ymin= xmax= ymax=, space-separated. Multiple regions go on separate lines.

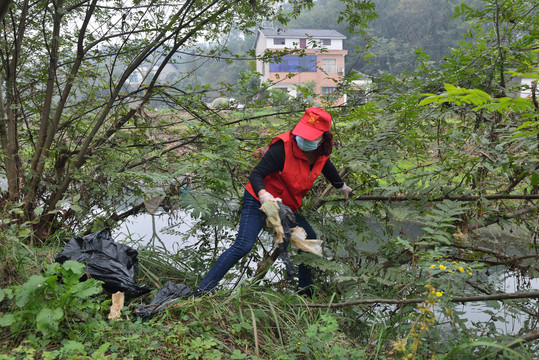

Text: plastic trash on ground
xmin=108 ymin=292 xmax=125 ymax=320
xmin=55 ymin=228 xmax=150 ymax=298
xmin=135 ymin=281 xmax=191 ymax=318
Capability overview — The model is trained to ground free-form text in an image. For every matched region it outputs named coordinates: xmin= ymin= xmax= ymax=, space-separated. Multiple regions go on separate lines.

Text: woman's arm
xmin=321 ymin=159 xmax=344 ymax=188
xmin=249 ymin=141 xmax=285 ymax=196
xmin=322 ymin=160 xmax=353 ymax=198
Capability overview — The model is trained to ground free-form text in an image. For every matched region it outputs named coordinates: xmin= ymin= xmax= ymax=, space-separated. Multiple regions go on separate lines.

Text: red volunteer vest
xmin=246 ymin=132 xmax=329 ymax=212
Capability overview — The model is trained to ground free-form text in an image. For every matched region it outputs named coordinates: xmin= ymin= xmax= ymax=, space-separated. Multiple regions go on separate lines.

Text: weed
xmin=0 ymin=260 xmax=104 ymax=344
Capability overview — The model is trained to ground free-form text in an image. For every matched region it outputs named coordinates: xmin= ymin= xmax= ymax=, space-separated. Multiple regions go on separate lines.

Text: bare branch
xmin=0 ymin=0 xmax=13 ymax=24
xmin=488 ymin=330 xmax=539 ymax=357
xmin=468 ymin=207 xmax=538 ymax=231
xmin=125 ymin=135 xmax=202 ymax=170
xmin=319 ymin=193 xmax=539 ymax=204
xmin=303 ymin=291 xmax=539 ymax=308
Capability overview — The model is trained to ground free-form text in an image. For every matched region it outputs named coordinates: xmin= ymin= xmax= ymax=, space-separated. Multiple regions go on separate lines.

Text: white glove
xmin=338 ymin=183 xmax=353 ymax=199
xmin=258 ymin=191 xmax=275 ymax=204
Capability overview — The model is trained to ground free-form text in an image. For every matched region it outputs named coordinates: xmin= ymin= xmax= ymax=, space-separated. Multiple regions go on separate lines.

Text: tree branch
xmin=125 ymin=135 xmax=202 ymax=170
xmin=303 ymin=291 xmax=539 ymax=308
xmin=0 ymin=0 xmax=13 ymax=24
xmin=468 ymin=207 xmax=538 ymax=231
xmin=318 ymin=193 xmax=539 ymax=204
xmin=504 ymin=330 xmax=539 ymax=348
xmin=489 ymin=330 xmax=539 ymax=357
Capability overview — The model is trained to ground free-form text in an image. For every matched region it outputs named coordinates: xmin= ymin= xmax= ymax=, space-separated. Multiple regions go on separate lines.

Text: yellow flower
xmin=448 ymin=270 xmax=454 ymax=273
xmin=436 ymin=291 xmax=444 ymax=297
xmin=439 ymin=265 xmax=447 ymax=270
xmin=458 ymin=266 xmax=464 ymax=272
xmin=429 ymin=264 xmax=436 ymax=269
xmin=468 ymin=272 xmax=473 ymax=276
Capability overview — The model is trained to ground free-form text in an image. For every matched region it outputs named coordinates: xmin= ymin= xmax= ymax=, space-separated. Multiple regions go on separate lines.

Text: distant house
xmin=346 ymin=77 xmax=373 ymax=105
xmin=127 ymin=60 xmax=179 ymax=86
xmin=512 ymin=76 xmax=537 ymax=99
xmin=253 ymin=28 xmax=348 ymax=105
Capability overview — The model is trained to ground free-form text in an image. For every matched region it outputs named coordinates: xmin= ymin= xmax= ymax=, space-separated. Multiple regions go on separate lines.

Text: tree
xmin=0 ymin=0 xmax=320 ymax=239
xmin=0 ymin=1 xmax=12 ymax=23
xmin=0 ymin=0 xmax=381 ymax=240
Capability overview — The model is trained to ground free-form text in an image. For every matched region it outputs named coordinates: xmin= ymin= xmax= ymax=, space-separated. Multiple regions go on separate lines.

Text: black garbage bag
xmin=55 ymin=228 xmax=150 ymax=298
xmin=277 ymin=201 xmax=298 ymax=278
xmin=135 ymin=281 xmax=191 ymax=318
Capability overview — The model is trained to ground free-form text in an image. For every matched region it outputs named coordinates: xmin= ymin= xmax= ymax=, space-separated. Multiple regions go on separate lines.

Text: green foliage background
xmin=0 ymin=0 xmax=538 ymax=359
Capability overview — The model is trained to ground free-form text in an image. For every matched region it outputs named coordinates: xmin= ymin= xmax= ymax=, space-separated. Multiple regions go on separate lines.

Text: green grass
xmin=0 ymin=227 xmax=537 ymax=360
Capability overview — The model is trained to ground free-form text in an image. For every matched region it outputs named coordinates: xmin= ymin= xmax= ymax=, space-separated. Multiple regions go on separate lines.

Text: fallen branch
xmin=505 ymin=330 xmax=539 ymax=348
xmin=489 ymin=330 xmax=539 ymax=357
xmin=450 ymin=255 xmax=539 ymax=269
xmin=453 ymin=244 xmax=513 ymax=261
xmin=450 ymin=243 xmax=539 ymax=270
xmin=466 ymin=280 xmax=538 ymax=318
xmin=468 ymin=207 xmax=539 ymax=231
xmin=319 ymin=193 xmax=539 ymax=205
xmin=303 ymin=290 xmax=539 ymax=308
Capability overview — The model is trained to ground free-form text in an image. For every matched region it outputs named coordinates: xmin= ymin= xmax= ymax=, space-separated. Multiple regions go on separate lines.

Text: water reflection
xmin=114 ymin=210 xmax=538 ymax=335
xmin=113 ymin=211 xmax=198 ymax=250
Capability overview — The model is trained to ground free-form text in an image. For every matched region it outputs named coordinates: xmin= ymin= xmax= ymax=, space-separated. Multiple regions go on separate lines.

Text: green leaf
xmin=418 ymin=95 xmax=438 ymax=106
xmin=94 ymin=342 xmax=111 ymax=355
xmin=61 ymin=260 xmax=85 ymax=285
xmin=16 ymin=275 xmax=47 ymax=307
xmin=70 ymin=204 xmax=83 ymax=212
xmin=444 ymin=83 xmax=457 ymax=91
xmin=69 ymin=280 xmax=103 ymax=299
xmin=433 ymin=234 xmax=451 ymax=245
xmin=487 ymin=300 xmax=501 ymax=310
xmin=0 ymin=314 xmax=15 ymax=327
xmin=36 ymin=307 xmax=64 ymax=337
xmin=61 ymin=340 xmax=86 ymax=355
xmin=0 ymin=288 xmax=13 ymax=302
xmin=531 ymin=172 xmax=539 ymax=186
xmin=18 ymin=228 xmax=32 ymax=238
xmin=230 ymin=349 xmax=248 ymax=359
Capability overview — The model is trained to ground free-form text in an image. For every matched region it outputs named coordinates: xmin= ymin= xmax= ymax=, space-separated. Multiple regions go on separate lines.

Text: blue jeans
xmin=197 ymin=190 xmax=315 ymax=292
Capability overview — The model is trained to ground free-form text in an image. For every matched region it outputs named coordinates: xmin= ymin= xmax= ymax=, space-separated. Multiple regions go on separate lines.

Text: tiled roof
xmin=259 ymin=28 xmax=346 ymax=39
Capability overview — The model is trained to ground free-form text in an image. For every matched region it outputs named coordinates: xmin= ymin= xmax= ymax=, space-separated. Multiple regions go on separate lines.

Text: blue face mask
xmin=296 ymin=136 xmax=320 ymax=151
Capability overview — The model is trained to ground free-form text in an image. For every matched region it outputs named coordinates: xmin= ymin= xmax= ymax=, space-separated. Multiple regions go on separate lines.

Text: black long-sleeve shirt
xmin=249 ymin=140 xmax=345 ymax=195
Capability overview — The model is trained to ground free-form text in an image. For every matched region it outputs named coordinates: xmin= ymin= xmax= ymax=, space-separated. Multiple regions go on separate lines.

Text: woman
xmin=197 ymin=107 xmax=352 ymax=294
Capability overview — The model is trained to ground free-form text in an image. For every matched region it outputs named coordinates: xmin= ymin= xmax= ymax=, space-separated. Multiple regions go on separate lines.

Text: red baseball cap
xmin=291 ymin=107 xmax=332 ymax=140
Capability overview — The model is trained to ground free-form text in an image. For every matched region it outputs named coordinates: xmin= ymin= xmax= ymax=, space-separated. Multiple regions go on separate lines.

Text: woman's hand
xmin=339 ymin=184 xmax=353 ymax=199
xmin=258 ymin=190 xmax=275 ymax=204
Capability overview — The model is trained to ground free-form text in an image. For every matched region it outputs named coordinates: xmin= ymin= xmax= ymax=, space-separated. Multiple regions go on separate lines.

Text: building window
xmin=322 ymin=39 xmax=331 ymax=46
xmin=322 ymin=87 xmax=336 ymax=95
xmin=321 ymin=59 xmax=337 ymax=73
xmin=269 ymin=55 xmax=317 ymax=72
xmin=273 ymin=38 xmax=285 ymax=45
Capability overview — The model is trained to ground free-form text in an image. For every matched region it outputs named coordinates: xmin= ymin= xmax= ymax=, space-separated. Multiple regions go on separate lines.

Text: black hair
xmin=316 ymin=131 xmax=333 ymax=156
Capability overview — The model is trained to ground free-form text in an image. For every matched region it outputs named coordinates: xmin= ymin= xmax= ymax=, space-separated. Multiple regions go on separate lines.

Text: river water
xmin=113 ymin=210 xmax=539 ymax=336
